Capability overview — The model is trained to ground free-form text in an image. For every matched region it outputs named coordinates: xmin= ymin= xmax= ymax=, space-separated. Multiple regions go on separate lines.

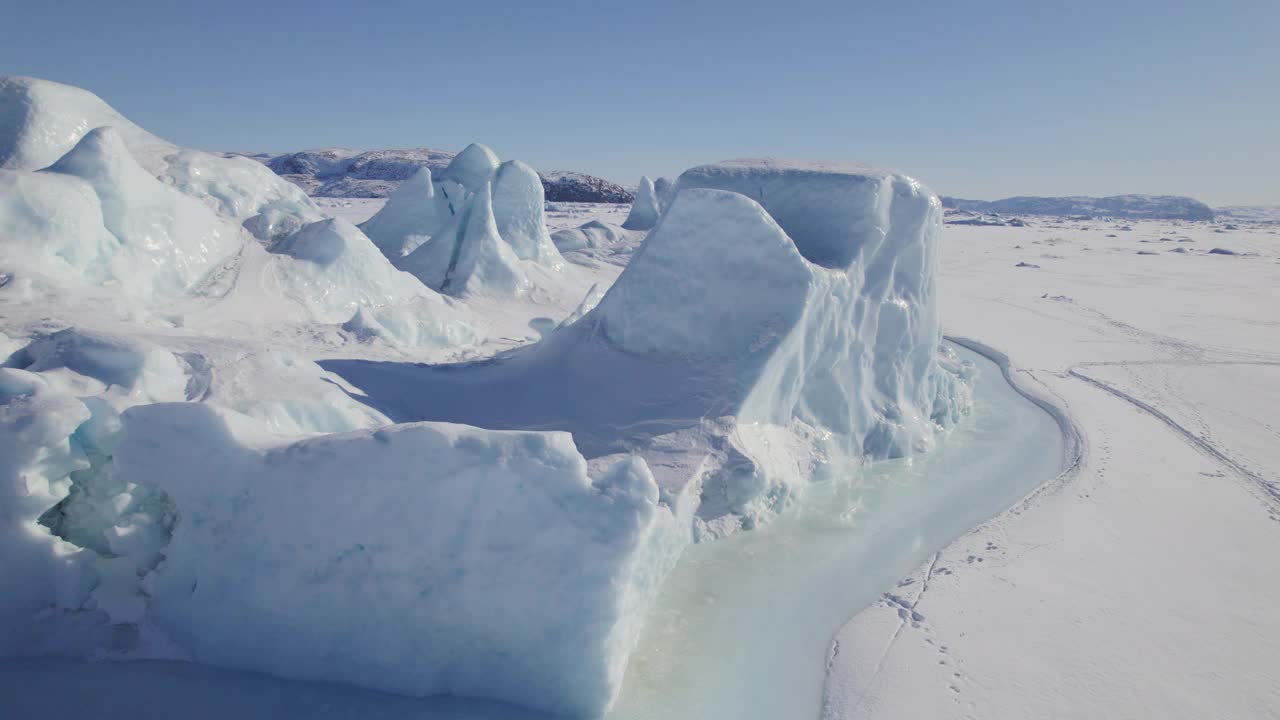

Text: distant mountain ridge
xmin=222 ymin=148 xmax=634 ymax=203
xmin=941 ymin=194 xmax=1215 ymax=221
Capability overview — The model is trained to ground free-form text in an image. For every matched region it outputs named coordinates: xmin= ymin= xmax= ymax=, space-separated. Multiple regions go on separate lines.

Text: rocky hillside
xmin=942 ymin=194 xmax=1215 ymax=221
xmin=223 ymin=148 xmax=634 ymax=203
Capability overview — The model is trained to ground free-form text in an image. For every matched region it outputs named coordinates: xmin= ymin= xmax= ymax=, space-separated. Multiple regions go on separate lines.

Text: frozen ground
xmin=825 ymin=215 xmax=1280 ymax=719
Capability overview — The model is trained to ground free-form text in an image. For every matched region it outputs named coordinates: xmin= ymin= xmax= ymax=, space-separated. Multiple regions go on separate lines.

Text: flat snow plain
xmin=826 ymin=215 xmax=1280 ymax=719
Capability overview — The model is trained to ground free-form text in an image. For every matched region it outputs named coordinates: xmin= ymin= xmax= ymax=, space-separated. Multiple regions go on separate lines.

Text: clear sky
xmin=3 ymin=0 xmax=1277 ymax=205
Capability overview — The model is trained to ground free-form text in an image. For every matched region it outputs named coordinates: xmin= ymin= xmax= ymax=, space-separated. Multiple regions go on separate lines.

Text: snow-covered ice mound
xmin=325 ymin=159 xmax=970 ymax=531
xmin=0 ymin=76 xmax=477 ymax=348
xmin=114 ymin=403 xmax=688 ymax=718
xmin=552 ymin=219 xmax=628 ymax=252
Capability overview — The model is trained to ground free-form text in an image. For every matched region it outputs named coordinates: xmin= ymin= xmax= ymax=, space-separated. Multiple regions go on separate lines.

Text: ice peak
xmin=439 ymin=142 xmax=499 ymax=191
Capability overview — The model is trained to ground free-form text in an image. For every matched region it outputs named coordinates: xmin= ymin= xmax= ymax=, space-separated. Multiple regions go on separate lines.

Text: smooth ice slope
xmin=621 ymin=176 xmax=659 ymax=230
xmin=113 ymin=403 xmax=688 ymax=718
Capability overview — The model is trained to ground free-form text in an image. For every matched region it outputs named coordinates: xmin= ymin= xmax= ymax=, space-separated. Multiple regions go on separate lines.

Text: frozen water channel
xmin=0 ymin=346 xmax=1065 ymax=719
xmin=607 ymin=344 xmax=1065 ymax=719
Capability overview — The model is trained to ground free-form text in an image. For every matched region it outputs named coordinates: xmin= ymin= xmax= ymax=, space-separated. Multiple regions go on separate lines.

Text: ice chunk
xmin=4 ymin=328 xmax=187 ymax=403
xmin=437 ymin=142 xmax=499 ymax=193
xmin=0 ymin=76 xmax=170 ymax=172
xmin=357 ymin=167 xmax=442 ymax=259
xmin=400 ymin=183 xmax=528 ymax=297
xmin=342 ymin=300 xmax=480 ymax=350
xmin=0 ymin=369 xmax=99 ymax=656
xmin=447 ymin=183 xmax=529 ymax=295
xmin=653 ymin=176 xmax=675 ymax=213
xmin=0 ymin=169 xmax=121 ymax=286
xmin=325 ymin=162 xmax=970 ymax=529
xmin=42 ymin=127 xmax=240 ymax=298
xmin=491 ymin=160 xmax=562 ymax=265
xmin=622 ymin=176 xmax=660 ymax=230
xmin=0 ymin=75 xmax=324 ymax=246
xmin=269 ymin=218 xmax=439 ymax=323
xmin=551 ymin=219 xmax=626 ymax=252
xmin=158 ymin=148 xmax=324 ymax=242
xmin=113 ymin=403 xmax=688 ymax=718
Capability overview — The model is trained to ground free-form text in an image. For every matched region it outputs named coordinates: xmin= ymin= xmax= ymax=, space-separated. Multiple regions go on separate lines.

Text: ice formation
xmin=621 ymin=175 xmax=660 ymax=230
xmin=355 ymin=143 xmax=566 ymax=297
xmin=353 ymin=166 xmax=440 ymax=258
xmin=551 ymin=219 xmax=627 ymax=252
xmin=325 ymin=160 xmax=970 ymax=531
xmin=114 ymin=403 xmax=688 ymax=718
xmin=1 ymin=73 xmax=973 ymax=720
xmin=653 ymin=176 xmax=675 ymax=213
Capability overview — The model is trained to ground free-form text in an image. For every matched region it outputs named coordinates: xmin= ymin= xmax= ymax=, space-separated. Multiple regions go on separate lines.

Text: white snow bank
xmin=492 ymin=160 xmax=562 ymax=264
xmin=114 ymin=403 xmax=687 ymax=717
xmin=621 ymin=176 xmax=659 ymax=231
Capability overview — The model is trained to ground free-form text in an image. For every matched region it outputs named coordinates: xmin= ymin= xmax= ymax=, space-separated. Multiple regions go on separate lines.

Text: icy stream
xmin=607 ymin=345 xmax=1065 ymax=719
xmin=0 ymin=346 xmax=1064 ymax=720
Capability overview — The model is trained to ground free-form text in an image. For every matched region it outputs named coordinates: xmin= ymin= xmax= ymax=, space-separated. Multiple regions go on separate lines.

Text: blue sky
xmin=3 ymin=0 xmax=1277 ymax=204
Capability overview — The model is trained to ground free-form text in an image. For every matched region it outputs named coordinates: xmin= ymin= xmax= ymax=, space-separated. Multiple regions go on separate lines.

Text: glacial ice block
xmin=0 ymin=369 xmax=98 ymax=656
xmin=270 ymin=217 xmax=471 ymax=330
xmin=42 ymin=127 xmax=240 ymax=298
xmin=358 ymin=167 xmax=441 ymax=259
xmin=114 ymin=403 xmax=688 ymax=718
xmin=491 ymin=160 xmax=562 ymax=264
xmin=437 ymin=142 xmax=499 ymax=192
xmin=0 ymin=76 xmax=169 ymax=172
xmin=621 ymin=175 xmax=660 ymax=230
xmin=324 ymin=163 xmax=969 ymax=529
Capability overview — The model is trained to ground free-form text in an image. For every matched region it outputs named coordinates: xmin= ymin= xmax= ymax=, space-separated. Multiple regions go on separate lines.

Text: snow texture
xmin=114 ymin=403 xmax=687 ymax=718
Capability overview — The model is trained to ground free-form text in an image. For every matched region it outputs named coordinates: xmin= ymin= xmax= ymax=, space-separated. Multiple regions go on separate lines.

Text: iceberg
xmin=491 ymin=160 xmax=562 ymax=264
xmin=551 ymin=219 xmax=627 ymax=252
xmin=357 ymin=166 xmax=441 ymax=259
xmin=621 ymin=175 xmax=659 ymax=230
xmin=114 ymin=403 xmax=688 ymax=718
xmin=325 ymin=159 xmax=970 ymax=531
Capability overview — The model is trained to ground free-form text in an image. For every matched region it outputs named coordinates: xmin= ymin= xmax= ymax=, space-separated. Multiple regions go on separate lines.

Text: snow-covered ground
xmin=825 ymin=216 xmax=1280 ymax=719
